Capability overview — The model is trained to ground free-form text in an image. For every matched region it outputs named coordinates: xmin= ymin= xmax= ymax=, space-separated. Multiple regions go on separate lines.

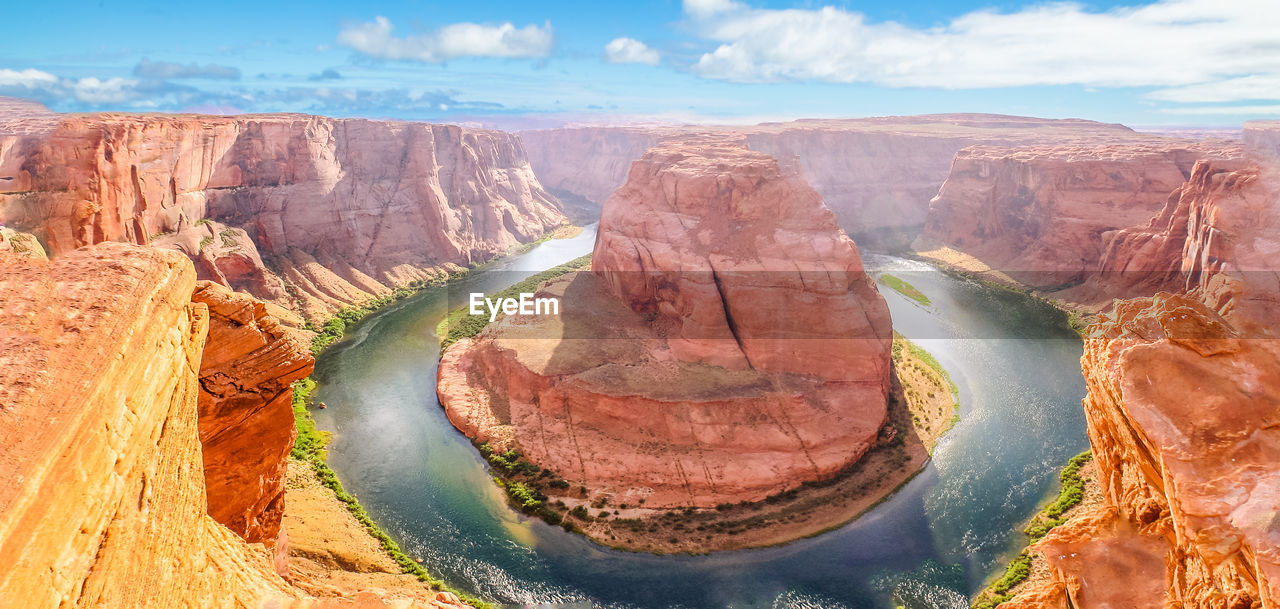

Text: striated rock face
xmin=1006 ymin=122 xmax=1280 ymax=609
xmin=520 ymin=126 xmax=664 ymax=211
xmin=1078 ymin=126 xmax=1280 ymax=326
xmin=0 ymin=243 xmax=297 ymax=607
xmin=523 ymin=114 xmax=1143 ymax=237
xmin=0 ymin=109 xmax=567 ymax=322
xmin=1036 ymin=294 xmax=1279 ymax=609
xmin=591 ymin=138 xmax=892 ymax=379
xmin=921 ymin=141 xmax=1242 ymax=286
xmin=193 ymin=281 xmax=314 ymax=569
xmin=438 ymin=138 xmax=892 ymax=508
xmin=0 ymin=244 xmax=467 ymax=608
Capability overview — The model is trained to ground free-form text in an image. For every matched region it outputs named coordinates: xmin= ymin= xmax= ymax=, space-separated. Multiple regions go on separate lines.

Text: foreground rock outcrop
xmin=0 ymin=104 xmax=567 ymax=323
xmin=194 ymin=281 xmax=314 ymax=570
xmin=438 ymin=138 xmax=892 ymax=512
xmin=1026 ymin=294 xmax=1279 ymax=609
xmin=0 ymin=244 xmax=467 ymax=608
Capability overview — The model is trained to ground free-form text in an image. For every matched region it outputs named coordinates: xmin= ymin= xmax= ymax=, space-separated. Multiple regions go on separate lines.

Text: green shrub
xmin=880 ymin=273 xmax=931 ymax=306
xmin=437 ymin=254 xmax=592 ymax=349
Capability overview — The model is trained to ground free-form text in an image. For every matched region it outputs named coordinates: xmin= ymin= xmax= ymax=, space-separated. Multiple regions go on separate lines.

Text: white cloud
xmin=0 ymin=68 xmax=59 ymax=89
xmin=1160 ymin=104 xmax=1280 ymax=115
xmin=684 ymin=0 xmax=1280 ymax=104
xmin=683 ymin=0 xmax=742 ymax=18
xmin=605 ymin=38 xmax=660 ymax=65
xmin=68 ymin=77 xmax=140 ymax=104
xmin=1148 ymin=75 xmax=1280 ymax=103
xmin=0 ymin=70 xmax=145 ymax=105
xmin=337 ymin=16 xmax=554 ymax=63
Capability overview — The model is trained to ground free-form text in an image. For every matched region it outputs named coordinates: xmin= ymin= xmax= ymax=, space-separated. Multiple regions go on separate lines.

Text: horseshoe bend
xmin=3 ymin=5 xmax=1280 ymax=607
xmin=435 ymin=138 xmax=963 ymax=551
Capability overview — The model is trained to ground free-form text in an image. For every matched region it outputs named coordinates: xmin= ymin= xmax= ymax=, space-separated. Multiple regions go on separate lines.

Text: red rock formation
xmin=921 ymin=140 xmax=1242 ymax=286
xmin=592 ymin=137 xmax=892 ymax=379
xmin=438 ymin=138 xmax=892 ymax=508
xmin=1034 ymin=294 xmax=1279 ymax=609
xmin=1076 ymin=126 xmax=1279 ymax=324
xmin=520 ymin=126 xmax=664 ymax=209
xmin=193 ymin=281 xmax=314 ymax=572
xmin=0 ymin=243 xmax=467 ymax=608
xmin=1008 ymin=122 xmax=1280 ymax=609
xmin=0 ymin=109 xmax=567 ymax=323
xmin=523 ymin=114 xmax=1144 ymax=237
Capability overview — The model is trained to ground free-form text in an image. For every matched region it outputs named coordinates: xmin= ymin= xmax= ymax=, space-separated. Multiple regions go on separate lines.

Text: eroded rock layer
xmin=0 ymin=244 xmax=467 ymax=608
xmin=438 ymin=138 xmax=892 ymax=508
xmin=194 ymin=281 xmax=314 ymax=567
xmin=1009 ymin=122 xmax=1280 ymax=609
xmin=921 ymin=140 xmax=1242 ymax=286
xmin=0 ymin=244 xmax=297 ymax=607
xmin=522 ymin=114 xmax=1147 ymax=237
xmin=0 ymin=106 xmax=567 ymax=323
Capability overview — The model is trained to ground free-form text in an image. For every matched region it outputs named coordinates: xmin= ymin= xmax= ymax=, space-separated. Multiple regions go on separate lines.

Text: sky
xmin=1 ymin=0 xmax=1277 ymax=127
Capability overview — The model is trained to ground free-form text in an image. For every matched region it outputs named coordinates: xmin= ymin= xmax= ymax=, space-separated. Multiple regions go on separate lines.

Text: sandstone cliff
xmin=522 ymin=115 xmax=1143 ymax=238
xmin=1004 ymin=122 xmax=1280 ymax=609
xmin=921 ymin=140 xmax=1242 ymax=287
xmin=438 ymin=138 xmax=893 ymax=509
xmin=1018 ymin=294 xmax=1279 ymax=609
xmin=194 ymin=281 xmax=314 ymax=571
xmin=519 ymin=126 xmax=665 ymax=214
xmin=0 ymin=107 xmax=567 ymax=323
xmin=0 ymin=244 xmax=467 ymax=608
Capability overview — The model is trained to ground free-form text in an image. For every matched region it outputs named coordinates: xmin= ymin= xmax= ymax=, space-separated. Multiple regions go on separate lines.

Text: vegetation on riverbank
xmin=971 ymin=451 xmax=1094 ymax=609
xmin=880 ymin=273 xmax=932 ymax=306
xmin=304 ymin=223 xmax=582 ymax=356
xmin=284 ymin=226 xmax=584 ymax=609
xmin=289 ymin=380 xmax=492 ymax=609
xmin=436 ymin=253 xmax=592 ymax=349
xmin=466 ymin=333 xmax=962 ymax=555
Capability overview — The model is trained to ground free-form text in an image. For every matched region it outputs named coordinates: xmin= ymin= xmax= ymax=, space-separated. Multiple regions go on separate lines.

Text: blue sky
xmin=1 ymin=0 xmax=1276 ymax=126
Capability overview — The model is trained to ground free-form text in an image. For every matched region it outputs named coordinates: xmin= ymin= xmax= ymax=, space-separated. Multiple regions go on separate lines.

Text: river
xmin=310 ymin=223 xmax=1089 ymax=609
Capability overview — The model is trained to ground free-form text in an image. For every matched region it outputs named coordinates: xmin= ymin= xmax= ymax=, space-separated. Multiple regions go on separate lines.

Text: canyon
xmin=4 ymin=91 xmax=1279 ymax=607
xmin=522 ymin=114 xmax=1169 ymax=241
xmin=920 ymin=140 xmax=1242 ymax=287
xmin=0 ymin=102 xmax=567 ymax=324
xmin=438 ymin=137 xmax=894 ymax=523
xmin=999 ymin=122 xmax=1280 ymax=609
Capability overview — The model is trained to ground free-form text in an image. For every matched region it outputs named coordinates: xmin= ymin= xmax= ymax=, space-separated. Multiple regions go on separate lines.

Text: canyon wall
xmin=519 ymin=126 xmax=665 ymax=212
xmin=921 ymin=140 xmax=1242 ymax=287
xmin=1007 ymin=122 xmax=1280 ymax=609
xmin=0 ymin=243 xmax=466 ymax=608
xmin=522 ymin=115 xmax=1144 ymax=238
xmin=0 ymin=243 xmax=298 ymax=607
xmin=439 ymin=138 xmax=893 ymax=508
xmin=194 ymin=281 xmax=314 ymax=571
xmin=0 ymin=106 xmax=567 ymax=323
